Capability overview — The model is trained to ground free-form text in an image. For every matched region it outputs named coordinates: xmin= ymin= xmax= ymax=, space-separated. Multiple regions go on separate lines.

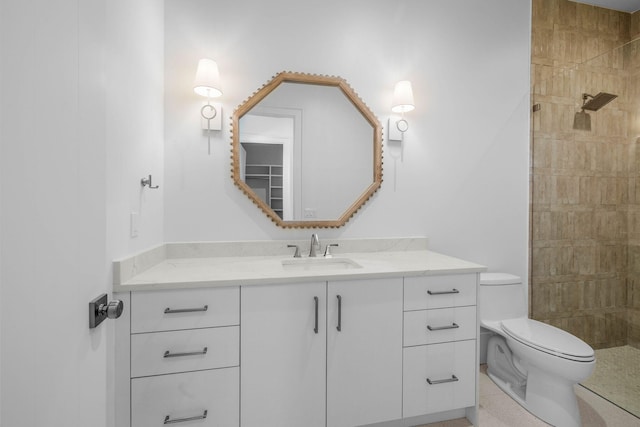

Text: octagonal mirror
xmin=231 ymin=72 xmax=383 ymax=228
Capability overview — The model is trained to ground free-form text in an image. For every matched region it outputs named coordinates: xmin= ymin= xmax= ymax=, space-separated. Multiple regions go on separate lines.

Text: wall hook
xmin=141 ymin=174 xmax=159 ymax=189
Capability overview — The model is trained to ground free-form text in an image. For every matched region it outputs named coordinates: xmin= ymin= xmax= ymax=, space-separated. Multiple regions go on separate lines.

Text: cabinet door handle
xmin=314 ymin=296 xmax=319 ymax=334
xmin=336 ymin=295 xmax=342 ymax=332
xmin=427 ymin=375 xmax=458 ymax=385
xmin=427 ymin=323 xmax=459 ymax=331
xmin=164 ymin=305 xmax=208 ymax=314
xmin=427 ymin=289 xmax=459 ymax=295
xmin=164 ymin=410 xmax=208 ymax=424
xmin=163 ymin=347 xmax=208 ymax=358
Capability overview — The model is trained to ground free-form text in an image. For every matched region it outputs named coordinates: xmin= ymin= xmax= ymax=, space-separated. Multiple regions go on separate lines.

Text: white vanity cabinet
xmin=125 ymin=287 xmax=240 ymax=427
xmin=114 ymin=243 xmax=484 ymax=427
xmin=402 ymin=274 xmax=479 ymax=422
xmin=240 ymin=277 xmax=403 ymax=427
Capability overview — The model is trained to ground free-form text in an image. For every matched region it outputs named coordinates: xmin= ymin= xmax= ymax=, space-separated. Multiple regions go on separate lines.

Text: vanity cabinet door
xmin=241 ymin=282 xmax=327 ymax=427
xmin=131 ymin=367 xmax=239 ymax=427
xmin=326 ymin=278 xmax=403 ymax=427
xmin=403 ymin=340 xmax=476 ymax=417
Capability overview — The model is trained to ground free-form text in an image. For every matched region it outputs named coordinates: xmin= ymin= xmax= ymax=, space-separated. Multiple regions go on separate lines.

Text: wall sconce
xmin=388 ymin=80 xmax=415 ymax=142
xmin=194 ymin=58 xmax=223 ymax=154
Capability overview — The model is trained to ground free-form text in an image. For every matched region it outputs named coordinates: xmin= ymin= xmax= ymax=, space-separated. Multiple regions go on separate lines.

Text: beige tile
xmin=531 ymin=0 xmax=640 ymax=352
xmin=480 ymin=392 xmax=549 ymax=427
xmin=416 ymin=418 xmax=471 ymax=427
xmin=478 ymin=368 xmax=503 ymax=397
xmin=577 ymin=386 xmax=640 ymax=426
xmin=580 ymin=346 xmax=640 ymax=418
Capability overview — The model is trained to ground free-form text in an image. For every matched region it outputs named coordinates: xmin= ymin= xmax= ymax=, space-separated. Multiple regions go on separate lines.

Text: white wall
xmin=105 ymin=0 xmax=165 ymax=425
xmin=0 ymin=1 xmax=4 ymax=409
xmin=164 ymin=0 xmax=531 ymax=280
xmin=0 ymin=0 xmax=164 ymax=426
xmin=106 ymin=0 xmax=165 ymax=259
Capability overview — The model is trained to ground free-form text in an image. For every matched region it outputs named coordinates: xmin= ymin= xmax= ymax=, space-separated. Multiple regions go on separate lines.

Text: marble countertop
xmin=113 ymin=238 xmax=486 ymax=292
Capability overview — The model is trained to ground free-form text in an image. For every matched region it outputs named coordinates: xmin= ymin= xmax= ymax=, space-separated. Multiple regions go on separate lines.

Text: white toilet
xmin=479 ymin=273 xmax=595 ymax=427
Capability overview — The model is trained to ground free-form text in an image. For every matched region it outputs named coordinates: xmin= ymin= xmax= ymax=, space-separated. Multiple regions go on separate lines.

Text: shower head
xmin=573 ymin=111 xmax=591 ymax=131
xmin=581 ymin=92 xmax=618 ymax=111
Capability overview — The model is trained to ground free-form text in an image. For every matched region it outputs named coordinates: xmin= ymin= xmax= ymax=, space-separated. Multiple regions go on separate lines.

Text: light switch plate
xmin=130 ymin=212 xmax=139 ymax=238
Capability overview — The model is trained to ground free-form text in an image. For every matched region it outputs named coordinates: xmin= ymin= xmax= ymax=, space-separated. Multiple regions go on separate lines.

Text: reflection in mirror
xmin=232 ymin=72 xmax=382 ymax=228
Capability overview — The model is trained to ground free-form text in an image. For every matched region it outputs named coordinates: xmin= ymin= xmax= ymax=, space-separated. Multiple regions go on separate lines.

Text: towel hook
xmin=141 ymin=174 xmax=159 ymax=189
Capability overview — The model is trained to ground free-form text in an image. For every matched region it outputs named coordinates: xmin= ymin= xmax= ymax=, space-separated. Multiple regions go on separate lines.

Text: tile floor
xmin=420 ymin=365 xmax=640 ymax=427
xmin=581 ymin=345 xmax=640 ymax=418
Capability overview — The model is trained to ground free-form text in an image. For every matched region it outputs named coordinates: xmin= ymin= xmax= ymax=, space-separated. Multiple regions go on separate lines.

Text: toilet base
xmin=525 ymin=365 xmax=581 ymax=427
xmin=486 ymin=335 xmax=583 ymax=427
xmin=487 ymin=367 xmax=581 ymax=427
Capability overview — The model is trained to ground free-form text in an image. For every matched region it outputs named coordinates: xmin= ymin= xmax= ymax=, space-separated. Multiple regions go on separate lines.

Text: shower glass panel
xmin=531 ymin=37 xmax=640 ymax=418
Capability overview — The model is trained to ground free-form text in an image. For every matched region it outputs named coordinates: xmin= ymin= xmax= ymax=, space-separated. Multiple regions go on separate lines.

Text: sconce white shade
xmin=194 ymin=58 xmax=222 ymax=98
xmin=391 ymin=80 xmax=415 ymax=113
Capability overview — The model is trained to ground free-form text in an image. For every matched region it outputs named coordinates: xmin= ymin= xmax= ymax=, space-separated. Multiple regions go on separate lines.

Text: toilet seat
xmin=501 ymin=318 xmax=595 ymax=362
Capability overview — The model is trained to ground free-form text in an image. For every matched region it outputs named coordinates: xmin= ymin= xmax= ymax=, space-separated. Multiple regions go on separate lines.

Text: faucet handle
xmin=287 ymin=244 xmax=301 ymax=258
xmin=324 ymin=243 xmax=339 ymax=258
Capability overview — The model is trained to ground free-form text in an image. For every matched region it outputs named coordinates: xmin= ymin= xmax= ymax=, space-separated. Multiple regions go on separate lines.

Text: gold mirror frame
xmin=231 ymin=72 xmax=383 ymax=228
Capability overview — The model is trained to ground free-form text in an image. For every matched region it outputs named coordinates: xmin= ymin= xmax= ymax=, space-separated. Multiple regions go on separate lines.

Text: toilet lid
xmin=501 ymin=318 xmax=595 ymax=362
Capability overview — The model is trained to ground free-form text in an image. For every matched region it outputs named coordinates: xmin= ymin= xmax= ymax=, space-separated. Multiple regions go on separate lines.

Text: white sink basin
xmin=281 ymin=257 xmax=362 ymax=271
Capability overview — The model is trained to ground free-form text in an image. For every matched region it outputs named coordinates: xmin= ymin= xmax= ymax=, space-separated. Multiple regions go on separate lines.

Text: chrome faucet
xmin=309 ymin=233 xmax=320 ymax=257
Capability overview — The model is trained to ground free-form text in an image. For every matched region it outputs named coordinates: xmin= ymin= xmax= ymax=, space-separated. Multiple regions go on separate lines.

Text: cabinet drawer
xmin=403 ymin=340 xmax=476 ymax=418
xmin=131 ymin=326 xmax=239 ymax=377
xmin=131 ymin=367 xmax=239 ymax=427
xmin=131 ymin=287 xmax=239 ymax=333
xmin=404 ymin=306 xmax=476 ymax=346
xmin=404 ymin=274 xmax=476 ymax=311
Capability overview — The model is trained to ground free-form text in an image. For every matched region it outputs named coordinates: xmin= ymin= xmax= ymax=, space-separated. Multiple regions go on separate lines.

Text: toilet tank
xmin=479 ymin=273 xmax=527 ymax=322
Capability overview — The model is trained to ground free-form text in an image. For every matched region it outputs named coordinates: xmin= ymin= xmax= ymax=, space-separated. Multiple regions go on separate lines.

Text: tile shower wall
xmin=531 ymin=0 xmax=640 ymax=349
xmin=627 ymin=39 xmax=640 ymax=348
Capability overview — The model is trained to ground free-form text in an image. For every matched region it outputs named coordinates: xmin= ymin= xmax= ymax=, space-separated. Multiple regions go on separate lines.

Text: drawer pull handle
xmin=427 ymin=375 xmax=459 ymax=385
xmin=427 ymin=323 xmax=459 ymax=331
xmin=164 ymin=305 xmax=208 ymax=314
xmin=163 ymin=347 xmax=208 ymax=358
xmin=336 ymin=295 xmax=342 ymax=332
xmin=427 ymin=289 xmax=459 ymax=295
xmin=314 ymin=296 xmax=319 ymax=334
xmin=164 ymin=410 xmax=208 ymax=424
